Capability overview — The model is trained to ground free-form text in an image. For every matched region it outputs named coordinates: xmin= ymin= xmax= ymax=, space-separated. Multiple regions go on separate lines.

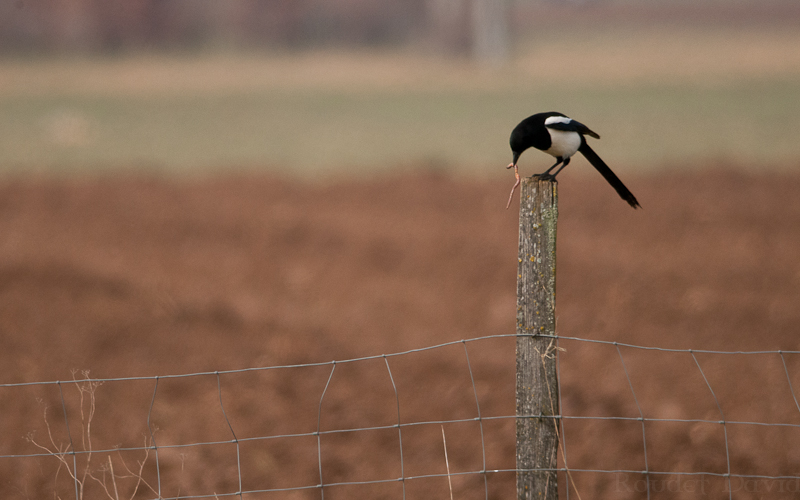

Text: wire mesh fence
xmin=3 ymin=334 xmax=800 ymax=500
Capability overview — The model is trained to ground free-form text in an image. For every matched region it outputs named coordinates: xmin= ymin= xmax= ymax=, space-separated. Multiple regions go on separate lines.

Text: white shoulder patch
xmin=544 ymin=115 xmax=572 ymax=126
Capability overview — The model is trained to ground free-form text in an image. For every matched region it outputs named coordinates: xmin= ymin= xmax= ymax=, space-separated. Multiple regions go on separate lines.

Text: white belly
xmin=545 ymin=130 xmax=581 ymax=159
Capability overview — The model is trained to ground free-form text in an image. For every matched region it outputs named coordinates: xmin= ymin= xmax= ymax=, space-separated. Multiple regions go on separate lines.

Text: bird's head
xmin=508 ymin=120 xmax=534 ymax=169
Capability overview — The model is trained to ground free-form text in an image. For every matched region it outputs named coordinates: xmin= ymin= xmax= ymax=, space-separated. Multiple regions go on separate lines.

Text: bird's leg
xmin=549 ymin=157 xmax=571 ymax=178
xmin=506 ymin=162 xmax=521 ymax=209
xmin=538 ymin=157 xmax=563 ymax=180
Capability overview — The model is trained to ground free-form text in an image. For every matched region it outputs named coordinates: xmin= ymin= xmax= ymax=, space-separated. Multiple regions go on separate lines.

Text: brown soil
xmin=1 ymin=168 xmax=800 ymax=499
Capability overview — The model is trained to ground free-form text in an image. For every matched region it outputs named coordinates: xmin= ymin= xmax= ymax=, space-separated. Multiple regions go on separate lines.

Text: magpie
xmin=506 ymin=112 xmax=640 ymax=209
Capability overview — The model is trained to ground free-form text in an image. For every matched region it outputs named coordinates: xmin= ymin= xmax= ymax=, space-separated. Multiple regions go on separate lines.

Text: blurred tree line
xmin=0 ymin=0 xmax=509 ymax=62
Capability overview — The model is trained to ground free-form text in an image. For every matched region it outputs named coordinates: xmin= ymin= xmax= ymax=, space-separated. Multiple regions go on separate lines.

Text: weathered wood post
xmin=516 ymin=176 xmax=560 ymax=500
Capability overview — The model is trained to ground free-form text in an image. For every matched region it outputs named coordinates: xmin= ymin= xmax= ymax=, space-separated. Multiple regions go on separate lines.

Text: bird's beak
xmin=507 ymin=151 xmax=521 ymax=170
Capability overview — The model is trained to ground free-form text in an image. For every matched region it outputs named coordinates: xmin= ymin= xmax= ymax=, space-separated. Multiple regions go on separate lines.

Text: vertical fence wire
xmin=317 ymin=362 xmax=336 ymax=500
xmin=146 ymin=376 xmax=163 ymax=499
xmin=57 ymin=381 xmax=81 ymax=500
xmin=555 ymin=335 xmax=569 ymax=500
xmin=615 ymin=344 xmax=651 ymax=500
xmin=216 ymin=372 xmax=243 ymax=499
xmin=383 ymin=356 xmax=407 ymax=500
xmin=780 ymin=352 xmax=800 ymax=415
xmin=461 ymin=341 xmax=489 ymax=500
xmin=691 ymin=351 xmax=733 ymax=500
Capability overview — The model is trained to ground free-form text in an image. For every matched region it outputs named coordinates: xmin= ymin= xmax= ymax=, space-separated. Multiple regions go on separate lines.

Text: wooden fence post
xmin=516 ymin=176 xmax=560 ymax=500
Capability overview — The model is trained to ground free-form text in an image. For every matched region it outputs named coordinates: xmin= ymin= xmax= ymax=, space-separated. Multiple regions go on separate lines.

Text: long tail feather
xmin=578 ymin=140 xmax=640 ymax=208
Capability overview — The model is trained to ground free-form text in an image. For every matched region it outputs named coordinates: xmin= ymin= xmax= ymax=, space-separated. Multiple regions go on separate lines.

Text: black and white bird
xmin=506 ymin=112 xmax=640 ymax=209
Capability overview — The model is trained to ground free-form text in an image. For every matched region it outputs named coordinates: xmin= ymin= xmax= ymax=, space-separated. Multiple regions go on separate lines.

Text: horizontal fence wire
xmin=6 ymin=413 xmax=800 ymax=460
xmin=4 ymin=334 xmax=800 ymax=390
xmin=3 ymin=333 xmax=800 ymax=500
xmin=9 ymin=470 xmax=796 ymax=500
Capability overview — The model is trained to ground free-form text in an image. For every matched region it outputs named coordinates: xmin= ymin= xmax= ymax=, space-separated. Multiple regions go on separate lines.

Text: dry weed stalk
xmin=441 ymin=425 xmax=454 ymax=500
xmin=25 ymin=370 xmax=161 ymax=500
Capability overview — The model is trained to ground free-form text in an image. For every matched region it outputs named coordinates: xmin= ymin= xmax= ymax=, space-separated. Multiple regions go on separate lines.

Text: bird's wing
xmin=578 ymin=139 xmax=640 ymax=208
xmin=545 ymin=119 xmax=601 ymax=139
